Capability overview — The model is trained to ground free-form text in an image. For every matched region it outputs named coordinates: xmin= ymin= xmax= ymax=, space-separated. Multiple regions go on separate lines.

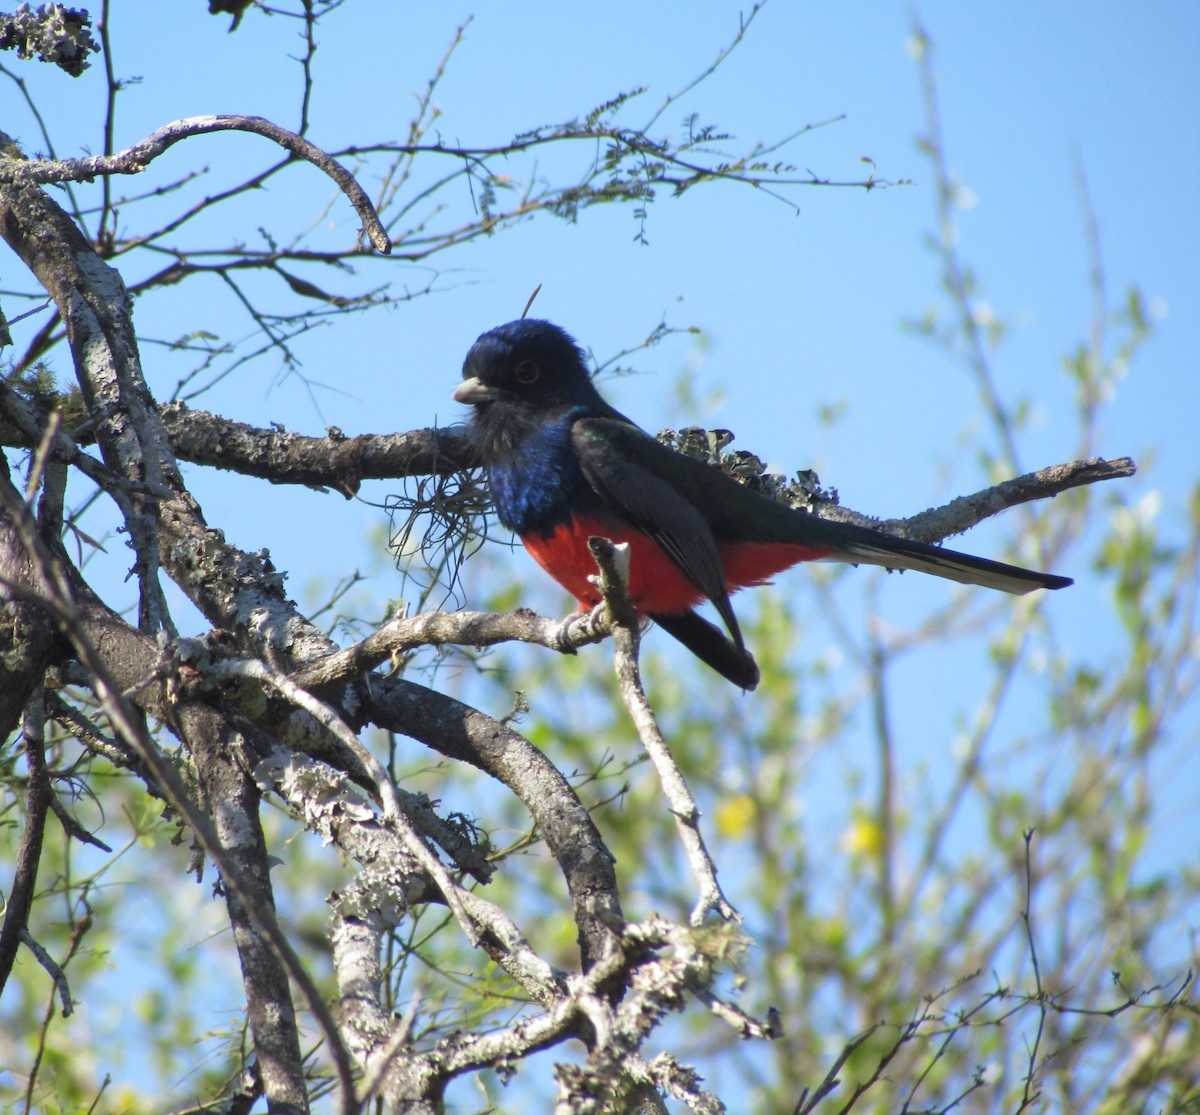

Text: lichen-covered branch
xmin=159 ymin=402 xmax=1134 ymax=518
xmin=877 ymin=456 xmax=1138 ymax=544
xmin=158 ymin=404 xmax=475 ymax=494
xmin=332 ymin=915 xmax=749 ymax=1112
xmin=0 ymin=4 xmax=99 ymax=75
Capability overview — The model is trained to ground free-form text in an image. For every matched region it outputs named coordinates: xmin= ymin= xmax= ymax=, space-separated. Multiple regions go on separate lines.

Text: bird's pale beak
xmin=452 ymin=377 xmax=497 ymax=405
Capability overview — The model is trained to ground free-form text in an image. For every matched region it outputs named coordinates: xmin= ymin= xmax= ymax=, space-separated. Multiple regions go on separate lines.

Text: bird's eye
xmin=514 ymin=359 xmax=540 ymax=385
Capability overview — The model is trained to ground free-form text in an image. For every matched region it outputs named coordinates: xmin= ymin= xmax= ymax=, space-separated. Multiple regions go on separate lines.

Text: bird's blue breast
xmin=485 ymin=410 xmax=595 ymax=536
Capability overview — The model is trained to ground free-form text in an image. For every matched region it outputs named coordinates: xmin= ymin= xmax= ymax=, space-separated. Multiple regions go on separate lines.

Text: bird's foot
xmin=550 ymin=602 xmax=612 ymax=653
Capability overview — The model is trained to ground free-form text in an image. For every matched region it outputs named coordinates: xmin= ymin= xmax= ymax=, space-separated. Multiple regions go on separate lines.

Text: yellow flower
xmin=715 ymin=794 xmax=756 ymax=840
xmin=842 ymin=814 xmax=884 ymax=857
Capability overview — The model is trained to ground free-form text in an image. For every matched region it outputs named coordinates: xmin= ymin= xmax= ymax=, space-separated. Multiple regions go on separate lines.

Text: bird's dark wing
xmin=571 ymin=416 xmax=745 ymax=648
xmin=573 ymin=416 xmax=1071 ymax=597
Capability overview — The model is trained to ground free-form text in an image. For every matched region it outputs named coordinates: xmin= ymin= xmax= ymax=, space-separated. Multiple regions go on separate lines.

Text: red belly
xmin=721 ymin=538 xmax=833 ymax=589
xmin=522 ymin=516 xmax=833 ymax=615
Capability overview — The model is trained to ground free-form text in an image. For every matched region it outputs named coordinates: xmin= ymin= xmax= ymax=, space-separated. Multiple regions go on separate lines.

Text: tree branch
xmin=1 ymin=392 xmax=1136 ymax=524
xmin=362 ymin=676 xmax=625 ymax=974
xmin=290 ymin=605 xmax=615 ymax=692
xmin=0 ymin=116 xmax=390 ymax=253
xmin=0 ymin=468 xmax=358 ymax=1115
xmin=152 ymin=404 xmax=1135 ymax=519
xmin=587 ymin=537 xmax=736 ymax=926
xmin=160 ymin=404 xmax=475 ymax=495
xmin=188 ymin=712 xmax=311 ymax=1113
xmin=0 ymin=686 xmax=52 ymax=999
xmin=877 ymin=457 xmax=1138 ymax=544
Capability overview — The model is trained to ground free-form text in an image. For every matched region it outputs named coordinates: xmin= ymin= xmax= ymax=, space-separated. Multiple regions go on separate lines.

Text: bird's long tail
xmin=790 ymin=516 xmax=1072 ymax=595
xmin=652 ymin=517 xmax=1069 ymax=689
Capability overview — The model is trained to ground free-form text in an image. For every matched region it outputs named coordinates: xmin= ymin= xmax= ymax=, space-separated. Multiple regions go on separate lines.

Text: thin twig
xmin=18 ymin=928 xmax=73 ymax=1017
xmin=1018 ymin=829 xmax=1046 ymax=1111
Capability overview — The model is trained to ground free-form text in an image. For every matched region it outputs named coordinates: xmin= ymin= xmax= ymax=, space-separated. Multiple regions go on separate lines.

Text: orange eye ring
xmin=515 ymin=359 xmax=540 ymax=384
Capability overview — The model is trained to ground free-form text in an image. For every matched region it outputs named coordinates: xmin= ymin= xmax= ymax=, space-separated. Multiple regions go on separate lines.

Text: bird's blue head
xmin=454 ymin=319 xmax=603 ymax=411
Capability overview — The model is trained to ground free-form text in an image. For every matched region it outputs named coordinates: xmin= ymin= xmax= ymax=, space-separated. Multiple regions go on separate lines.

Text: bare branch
xmin=362 ymin=676 xmax=625 ymax=973
xmin=588 ymin=537 xmax=737 ymax=926
xmin=0 ymin=685 xmax=52 ymax=998
xmin=16 ymin=927 xmax=73 ymax=1016
xmin=290 ymin=605 xmax=614 ymax=692
xmin=0 ymin=116 xmax=391 ymax=253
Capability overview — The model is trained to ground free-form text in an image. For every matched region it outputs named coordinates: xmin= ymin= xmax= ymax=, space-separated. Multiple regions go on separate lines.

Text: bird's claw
xmin=552 ymin=603 xmax=610 ymax=652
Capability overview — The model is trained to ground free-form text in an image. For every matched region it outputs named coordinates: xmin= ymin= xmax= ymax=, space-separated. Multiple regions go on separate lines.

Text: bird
xmin=453 ymin=319 xmax=1071 ymax=690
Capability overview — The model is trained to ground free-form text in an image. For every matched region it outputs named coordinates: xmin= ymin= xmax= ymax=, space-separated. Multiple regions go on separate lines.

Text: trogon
xmin=453 ymin=319 xmax=1070 ymax=690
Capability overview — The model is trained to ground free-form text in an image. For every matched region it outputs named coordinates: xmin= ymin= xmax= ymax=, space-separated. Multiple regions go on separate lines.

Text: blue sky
xmin=40 ymin=0 xmax=1190 ymax=588
xmin=9 ymin=2 xmax=1194 ymax=543
xmin=43 ymin=0 xmax=1191 ymax=795
xmin=3 ymin=0 xmax=1198 ymax=1104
